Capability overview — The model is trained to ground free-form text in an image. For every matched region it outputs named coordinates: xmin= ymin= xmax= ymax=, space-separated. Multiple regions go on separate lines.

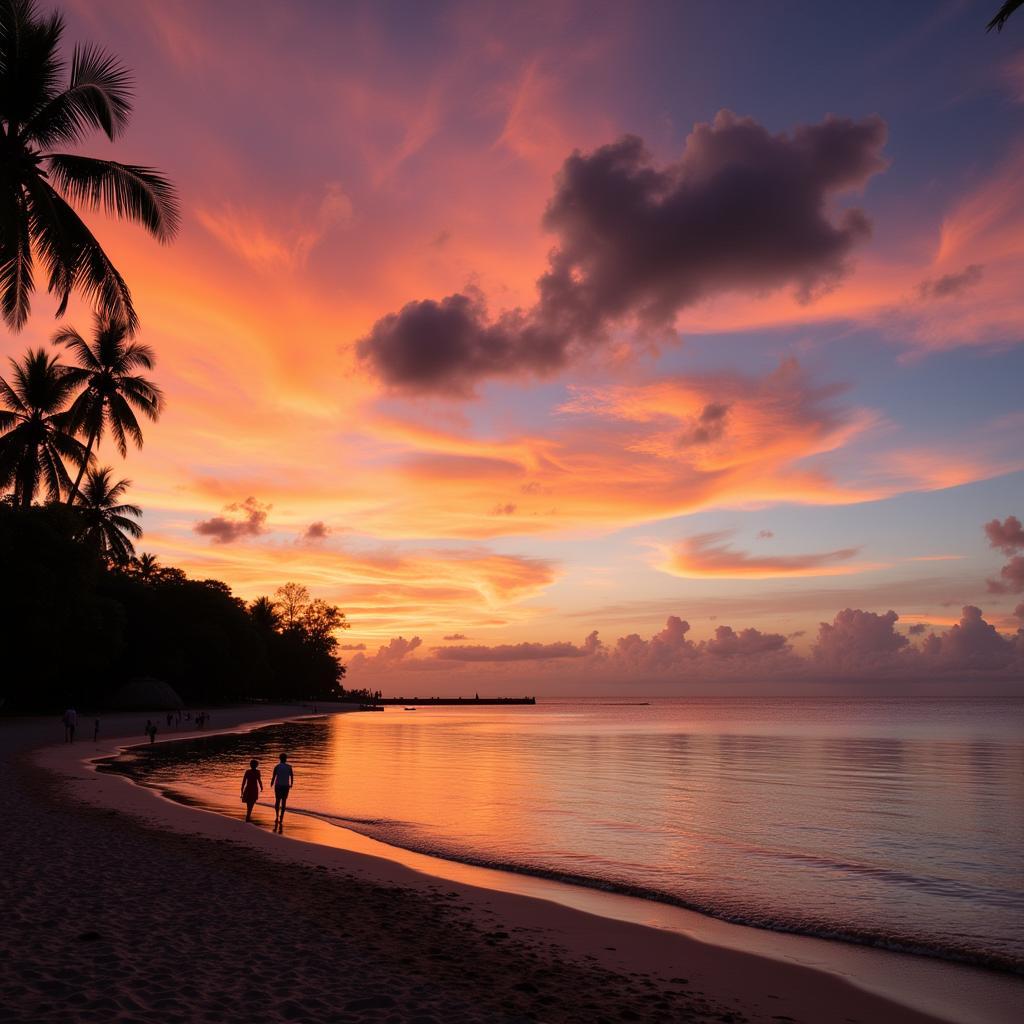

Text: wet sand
xmin=3 ymin=708 xmax=1019 ymax=1023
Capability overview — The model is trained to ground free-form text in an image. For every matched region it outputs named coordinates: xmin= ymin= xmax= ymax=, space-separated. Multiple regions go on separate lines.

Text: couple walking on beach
xmin=241 ymin=753 xmax=293 ymax=826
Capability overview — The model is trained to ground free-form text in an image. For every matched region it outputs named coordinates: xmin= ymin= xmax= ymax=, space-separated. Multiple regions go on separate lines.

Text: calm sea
xmin=110 ymin=698 xmax=1024 ymax=972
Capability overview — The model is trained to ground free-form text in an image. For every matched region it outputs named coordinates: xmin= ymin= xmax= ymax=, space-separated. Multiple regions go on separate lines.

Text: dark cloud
xmin=984 ymin=515 xmax=1024 ymax=555
xmin=757 ymin=529 xmax=774 ymax=539
xmin=491 ymin=503 xmax=517 ymax=515
xmin=920 ymin=606 xmax=1018 ymax=672
xmin=907 ymin=623 xmax=927 ymax=635
xmin=340 ymin=642 xmax=366 ymax=651
xmin=359 ymin=111 xmax=887 ymax=394
xmin=702 ymin=625 xmax=788 ymax=657
xmin=304 ymin=521 xmax=331 ymax=540
xmin=348 ymin=636 xmax=422 ymax=671
xmin=918 ymin=263 xmax=984 ymax=300
xmin=984 ymin=516 xmax=1024 ymax=593
xmin=677 ymin=402 xmax=729 ymax=446
xmin=987 ymin=556 xmax=1024 ymax=594
xmin=435 ymin=640 xmax=589 ymax=662
xmin=812 ymin=609 xmax=908 ymax=672
xmin=613 ymin=617 xmax=696 ymax=672
xmin=443 ymin=633 xmax=468 ymax=641
xmin=194 ymin=497 xmax=270 ymax=544
xmin=355 ymin=289 xmax=566 ymax=396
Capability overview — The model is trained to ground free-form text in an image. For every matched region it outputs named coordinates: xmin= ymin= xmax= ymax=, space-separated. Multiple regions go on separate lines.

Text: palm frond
xmin=0 ymin=192 xmax=34 ymax=330
xmin=119 ymin=340 xmax=157 ymax=371
xmin=0 ymin=0 xmax=65 ymax=132
xmin=0 ymin=369 xmax=29 ymax=414
xmin=24 ymin=178 xmax=138 ymax=330
xmin=23 ymin=41 xmax=132 ymax=145
xmin=988 ymin=1 xmax=1023 ymax=32
xmin=46 ymin=154 xmax=180 ymax=242
xmin=106 ymin=390 xmax=143 ymax=454
xmin=51 ymin=323 xmax=101 ymax=369
xmin=21 ymin=174 xmax=76 ymax=315
xmin=118 ymin=374 xmax=164 ymax=418
xmin=38 ymin=438 xmax=71 ymax=502
xmin=109 ymin=512 xmax=143 ymax=537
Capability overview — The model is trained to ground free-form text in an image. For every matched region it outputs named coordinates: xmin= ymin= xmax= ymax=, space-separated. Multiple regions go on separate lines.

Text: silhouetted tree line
xmin=0 ymin=502 xmax=351 ymax=710
xmin=0 ymin=5 xmax=357 ymax=712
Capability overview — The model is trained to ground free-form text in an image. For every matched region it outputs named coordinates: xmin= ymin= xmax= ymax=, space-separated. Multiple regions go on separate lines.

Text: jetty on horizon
xmin=371 ymin=696 xmax=536 ymax=706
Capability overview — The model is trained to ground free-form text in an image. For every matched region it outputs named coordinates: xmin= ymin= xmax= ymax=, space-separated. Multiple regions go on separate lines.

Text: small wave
xmin=299 ymin=808 xmax=1024 ymax=976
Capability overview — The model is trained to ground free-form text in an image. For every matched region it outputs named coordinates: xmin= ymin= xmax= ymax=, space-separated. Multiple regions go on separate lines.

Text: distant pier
xmin=372 ymin=696 xmax=535 ymax=706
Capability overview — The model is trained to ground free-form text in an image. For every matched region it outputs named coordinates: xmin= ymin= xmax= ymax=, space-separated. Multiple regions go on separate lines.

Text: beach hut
xmin=110 ymin=676 xmax=184 ymax=711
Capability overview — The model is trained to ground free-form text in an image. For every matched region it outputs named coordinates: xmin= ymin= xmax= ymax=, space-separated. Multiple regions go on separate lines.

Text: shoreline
xmin=103 ymin=716 xmax=1023 ymax=979
xmin=9 ymin=707 xmax=1024 ymax=1023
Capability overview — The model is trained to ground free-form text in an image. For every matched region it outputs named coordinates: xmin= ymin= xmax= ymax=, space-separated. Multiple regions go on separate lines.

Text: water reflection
xmin=109 ymin=698 xmax=1024 ymax=970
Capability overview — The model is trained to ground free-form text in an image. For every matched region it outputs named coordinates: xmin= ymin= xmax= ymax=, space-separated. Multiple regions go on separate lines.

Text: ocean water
xmin=110 ymin=698 xmax=1024 ymax=972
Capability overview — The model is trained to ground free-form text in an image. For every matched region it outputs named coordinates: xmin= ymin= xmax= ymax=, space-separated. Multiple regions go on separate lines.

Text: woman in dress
xmin=240 ymin=758 xmax=263 ymax=822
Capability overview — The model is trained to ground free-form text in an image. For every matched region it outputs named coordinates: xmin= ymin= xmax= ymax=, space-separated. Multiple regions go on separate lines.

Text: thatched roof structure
xmin=110 ymin=677 xmax=184 ymax=711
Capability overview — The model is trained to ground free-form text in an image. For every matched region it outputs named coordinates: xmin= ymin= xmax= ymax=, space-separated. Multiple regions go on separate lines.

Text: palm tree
xmin=249 ymin=596 xmax=282 ymax=635
xmin=0 ymin=0 xmax=180 ymax=331
xmin=54 ymin=312 xmax=163 ymax=503
xmin=133 ymin=550 xmax=159 ymax=580
xmin=74 ymin=465 xmax=141 ymax=563
xmin=988 ymin=2 xmax=1022 ymax=31
xmin=0 ymin=347 xmax=87 ymax=506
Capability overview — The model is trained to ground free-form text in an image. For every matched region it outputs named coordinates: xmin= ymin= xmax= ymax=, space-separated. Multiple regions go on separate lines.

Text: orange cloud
xmin=197 ymin=182 xmax=353 ymax=272
xmin=658 ymin=530 xmax=877 ymax=580
xmin=139 ymin=529 xmax=558 ymax=641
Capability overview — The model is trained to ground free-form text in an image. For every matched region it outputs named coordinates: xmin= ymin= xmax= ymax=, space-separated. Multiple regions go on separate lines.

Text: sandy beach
xmin=3 ymin=707 xmax=1020 ymax=1024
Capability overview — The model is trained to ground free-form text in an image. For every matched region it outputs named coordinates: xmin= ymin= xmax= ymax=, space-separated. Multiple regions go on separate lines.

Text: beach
xmin=2 ymin=708 xmax=1020 ymax=1024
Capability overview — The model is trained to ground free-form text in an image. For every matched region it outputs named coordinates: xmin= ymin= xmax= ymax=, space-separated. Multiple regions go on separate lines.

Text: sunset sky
xmin=9 ymin=0 xmax=1024 ymax=691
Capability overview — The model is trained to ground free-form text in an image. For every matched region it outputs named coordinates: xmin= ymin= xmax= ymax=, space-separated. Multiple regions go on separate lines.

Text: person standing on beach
xmin=240 ymin=759 xmax=263 ymax=822
xmin=93 ymin=718 xmax=100 ymax=743
xmin=271 ymin=753 xmax=294 ymax=823
xmin=62 ymin=708 xmax=77 ymax=743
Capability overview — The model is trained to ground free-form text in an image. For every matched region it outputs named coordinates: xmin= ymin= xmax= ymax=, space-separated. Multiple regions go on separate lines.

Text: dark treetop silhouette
xmin=0 ymin=347 xmax=87 ymax=506
xmin=0 ymin=0 xmax=180 ymax=331
xmin=54 ymin=312 xmax=164 ymax=503
xmin=75 ymin=464 xmax=141 ymax=563
xmin=0 ymin=502 xmax=354 ymax=710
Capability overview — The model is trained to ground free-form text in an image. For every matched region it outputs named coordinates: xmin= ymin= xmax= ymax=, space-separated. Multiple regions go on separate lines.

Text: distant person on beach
xmin=240 ymin=759 xmax=263 ymax=822
xmin=93 ymin=718 xmax=100 ymax=742
xmin=145 ymin=720 xmax=158 ymax=744
xmin=271 ymin=754 xmax=294 ymax=822
xmin=62 ymin=708 xmax=77 ymax=743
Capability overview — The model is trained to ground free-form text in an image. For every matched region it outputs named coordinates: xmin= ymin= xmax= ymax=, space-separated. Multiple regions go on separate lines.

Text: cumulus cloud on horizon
xmin=358 ymin=110 xmax=888 ymax=395
xmin=350 ymin=606 xmax=1022 ymax=685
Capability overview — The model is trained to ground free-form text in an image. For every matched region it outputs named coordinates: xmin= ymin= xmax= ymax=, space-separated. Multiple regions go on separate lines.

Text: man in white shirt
xmin=271 ymin=753 xmax=294 ymax=823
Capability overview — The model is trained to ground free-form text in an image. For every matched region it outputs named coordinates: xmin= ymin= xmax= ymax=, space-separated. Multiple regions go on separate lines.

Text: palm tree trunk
xmin=66 ymin=424 xmax=98 ymax=506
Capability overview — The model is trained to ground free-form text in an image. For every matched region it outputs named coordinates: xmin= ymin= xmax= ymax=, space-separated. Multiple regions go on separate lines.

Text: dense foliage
xmin=0 ymin=4 xmax=357 ymax=714
xmin=0 ymin=503 xmax=349 ymax=710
